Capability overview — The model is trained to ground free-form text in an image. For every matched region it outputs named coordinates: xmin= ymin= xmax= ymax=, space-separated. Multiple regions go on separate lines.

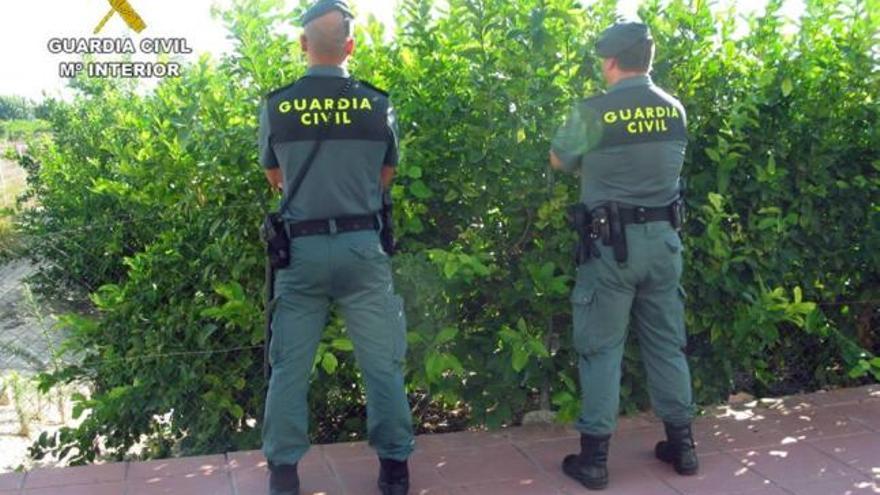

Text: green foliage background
xmin=0 ymin=95 xmax=37 ymax=121
xmin=9 ymin=0 xmax=879 ymax=464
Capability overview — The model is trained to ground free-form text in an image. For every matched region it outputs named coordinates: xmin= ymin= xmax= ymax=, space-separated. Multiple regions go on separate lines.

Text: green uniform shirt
xmin=259 ymin=65 xmax=399 ymax=222
xmin=552 ymin=75 xmax=687 ymax=210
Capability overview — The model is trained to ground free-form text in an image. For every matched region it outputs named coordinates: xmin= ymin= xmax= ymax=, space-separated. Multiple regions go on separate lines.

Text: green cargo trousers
xmin=572 ymin=221 xmax=695 ymax=435
xmin=262 ymin=230 xmax=414 ymax=466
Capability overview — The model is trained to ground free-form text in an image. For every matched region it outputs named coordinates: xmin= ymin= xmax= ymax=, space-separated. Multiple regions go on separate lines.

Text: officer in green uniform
xmin=550 ymin=22 xmax=699 ymax=490
xmin=259 ymin=1 xmax=413 ymax=494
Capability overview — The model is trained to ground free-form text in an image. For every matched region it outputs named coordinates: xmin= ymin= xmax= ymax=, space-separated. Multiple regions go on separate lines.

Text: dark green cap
xmin=596 ymin=22 xmax=652 ymax=58
xmin=300 ymin=0 xmax=354 ymax=26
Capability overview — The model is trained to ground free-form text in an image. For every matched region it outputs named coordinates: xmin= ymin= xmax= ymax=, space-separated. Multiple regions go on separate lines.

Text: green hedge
xmin=14 ymin=0 xmax=878 ymax=464
xmin=0 ymin=119 xmax=50 ymax=142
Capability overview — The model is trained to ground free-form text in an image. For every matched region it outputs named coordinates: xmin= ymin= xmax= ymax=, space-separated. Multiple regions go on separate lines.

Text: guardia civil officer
xmin=550 ymin=22 xmax=698 ymax=490
xmin=259 ymin=1 xmax=413 ymax=494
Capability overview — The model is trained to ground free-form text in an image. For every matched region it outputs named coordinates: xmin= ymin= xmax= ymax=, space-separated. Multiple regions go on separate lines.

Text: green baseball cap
xmin=596 ymin=22 xmax=652 ymax=58
xmin=300 ymin=0 xmax=354 ymax=26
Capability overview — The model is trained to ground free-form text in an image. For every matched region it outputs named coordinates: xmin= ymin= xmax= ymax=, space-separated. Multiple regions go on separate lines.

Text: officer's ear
xmin=603 ymin=57 xmax=617 ymax=72
xmin=344 ymin=36 xmax=355 ymax=57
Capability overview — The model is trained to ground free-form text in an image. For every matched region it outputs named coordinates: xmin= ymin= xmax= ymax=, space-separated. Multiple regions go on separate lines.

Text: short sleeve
xmin=678 ymin=103 xmax=688 ymax=133
xmin=383 ymin=100 xmax=399 ymax=166
xmin=551 ymin=103 xmax=602 ymax=172
xmin=259 ymin=100 xmax=279 ymax=169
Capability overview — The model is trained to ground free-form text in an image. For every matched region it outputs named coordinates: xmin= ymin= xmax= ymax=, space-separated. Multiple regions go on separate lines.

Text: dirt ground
xmin=0 ymin=147 xmax=26 ymax=210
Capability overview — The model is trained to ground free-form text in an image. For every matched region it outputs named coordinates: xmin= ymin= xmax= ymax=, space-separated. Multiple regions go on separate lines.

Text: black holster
xmin=568 ymin=203 xmax=598 ymax=265
xmin=380 ymin=191 xmax=396 ymax=256
xmin=670 ymin=197 xmax=686 ymax=232
xmin=607 ymin=202 xmax=628 ymax=264
xmin=261 ymin=212 xmax=291 ymax=270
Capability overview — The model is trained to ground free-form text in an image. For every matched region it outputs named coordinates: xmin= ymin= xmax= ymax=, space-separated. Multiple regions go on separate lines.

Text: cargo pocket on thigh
xmin=571 ymin=284 xmax=597 ymax=356
xmin=386 ymin=294 xmax=407 ymax=364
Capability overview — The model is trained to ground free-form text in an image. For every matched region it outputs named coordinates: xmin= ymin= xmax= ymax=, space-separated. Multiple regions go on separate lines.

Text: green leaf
xmin=441 ymin=353 xmax=464 ymax=375
xmin=443 ymin=261 xmax=458 ymax=279
xmin=321 ymin=352 xmax=338 ymax=374
xmin=706 ymin=148 xmax=720 ymax=162
xmin=551 ymin=390 xmax=574 ymax=407
xmin=781 ymin=78 xmax=793 ymax=97
xmin=331 ymin=338 xmax=354 ymax=352
xmin=512 ymin=346 xmax=529 ymax=372
xmin=405 ymin=216 xmax=424 ymax=233
xmin=527 ymin=339 xmax=549 ymax=358
xmin=434 ymin=326 xmax=459 ymax=346
xmin=425 ymin=352 xmax=444 ymax=382
xmin=409 ymin=180 xmax=432 ymax=199
xmin=230 ymin=404 xmax=244 ymax=419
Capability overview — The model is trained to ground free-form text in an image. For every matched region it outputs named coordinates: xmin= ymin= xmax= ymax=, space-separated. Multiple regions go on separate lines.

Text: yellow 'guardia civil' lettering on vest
xmin=277 ymin=97 xmax=374 ymax=126
xmin=603 ymin=105 xmax=680 ymax=135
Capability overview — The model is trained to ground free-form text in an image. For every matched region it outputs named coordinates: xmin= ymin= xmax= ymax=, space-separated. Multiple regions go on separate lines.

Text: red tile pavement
xmin=127 ymin=470 xmax=234 ymax=495
xmin=778 ymin=475 xmax=880 ymax=495
xmin=22 ymin=481 xmax=126 ymax=495
xmin=654 ymin=453 xmax=769 ymax=495
xmin=0 ymin=384 xmax=876 ymax=495
xmin=811 ymin=432 xmax=880 ymax=477
xmin=0 ymin=473 xmax=22 ymax=491
xmin=731 ymin=445 xmax=860 ymax=488
xmin=126 ymin=454 xmax=227 ymax=480
xmin=23 ymin=462 xmax=125 ymax=488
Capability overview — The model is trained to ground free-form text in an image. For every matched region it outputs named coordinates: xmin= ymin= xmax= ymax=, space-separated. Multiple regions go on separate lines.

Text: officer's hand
xmin=549 ymin=151 xmax=564 ymax=170
xmin=264 ymin=168 xmax=284 ymax=192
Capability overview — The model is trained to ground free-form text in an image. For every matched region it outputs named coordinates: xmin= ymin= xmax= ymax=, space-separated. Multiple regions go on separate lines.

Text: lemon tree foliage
xmin=16 ymin=0 xmax=878 ymax=464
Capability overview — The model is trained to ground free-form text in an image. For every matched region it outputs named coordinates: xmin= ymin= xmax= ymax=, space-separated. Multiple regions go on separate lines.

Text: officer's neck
xmin=307 ymin=53 xmax=349 ymax=68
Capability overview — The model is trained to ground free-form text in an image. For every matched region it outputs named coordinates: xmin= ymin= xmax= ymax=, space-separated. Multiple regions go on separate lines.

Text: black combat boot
xmin=562 ymin=433 xmax=611 ymax=490
xmin=268 ymin=462 xmax=300 ymax=495
xmin=655 ymin=422 xmax=699 ymax=475
xmin=378 ymin=458 xmax=409 ymax=495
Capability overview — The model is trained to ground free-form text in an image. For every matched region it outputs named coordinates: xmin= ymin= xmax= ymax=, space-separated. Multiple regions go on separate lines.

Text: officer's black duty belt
xmin=612 ymin=205 xmax=676 ymax=225
xmin=289 ymin=215 xmax=379 ymax=237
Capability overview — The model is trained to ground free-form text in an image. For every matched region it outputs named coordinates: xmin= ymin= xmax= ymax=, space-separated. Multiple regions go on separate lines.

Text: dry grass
xmin=0 ymin=147 xmax=27 ymax=260
xmin=0 ymin=154 xmax=26 ymax=210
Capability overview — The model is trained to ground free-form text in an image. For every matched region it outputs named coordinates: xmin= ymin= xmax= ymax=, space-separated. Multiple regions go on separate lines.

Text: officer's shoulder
xmin=651 ymin=85 xmax=686 ymax=109
xmin=650 ymin=83 xmax=681 ymax=101
xmin=576 ymin=93 xmax=607 ymax=112
xmin=356 ymin=79 xmax=389 ymax=97
xmin=263 ymin=79 xmax=301 ymax=100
